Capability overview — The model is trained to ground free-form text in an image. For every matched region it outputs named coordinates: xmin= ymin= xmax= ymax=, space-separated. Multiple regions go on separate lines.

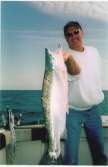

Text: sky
xmin=1 ymin=1 xmax=108 ymax=90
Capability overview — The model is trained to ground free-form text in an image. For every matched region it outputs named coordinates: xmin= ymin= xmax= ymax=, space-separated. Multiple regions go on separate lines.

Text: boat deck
xmin=12 ymin=138 xmax=108 ymax=165
xmin=9 ymin=127 xmax=108 ymax=165
xmin=0 ymin=122 xmax=108 ymax=165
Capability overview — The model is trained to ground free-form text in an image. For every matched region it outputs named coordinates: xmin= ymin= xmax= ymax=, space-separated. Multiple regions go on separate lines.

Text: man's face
xmin=65 ymin=26 xmax=83 ymax=49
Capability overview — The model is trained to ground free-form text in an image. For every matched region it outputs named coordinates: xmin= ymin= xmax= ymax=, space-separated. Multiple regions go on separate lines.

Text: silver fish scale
xmin=42 ymin=70 xmax=56 ymax=155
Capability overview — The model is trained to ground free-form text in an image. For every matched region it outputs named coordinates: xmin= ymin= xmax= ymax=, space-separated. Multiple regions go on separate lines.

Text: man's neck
xmin=70 ymin=45 xmax=84 ymax=52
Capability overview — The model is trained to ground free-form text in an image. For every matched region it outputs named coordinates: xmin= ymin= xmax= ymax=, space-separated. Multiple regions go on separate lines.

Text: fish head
xmin=51 ymin=50 xmax=66 ymax=72
xmin=45 ymin=48 xmax=67 ymax=73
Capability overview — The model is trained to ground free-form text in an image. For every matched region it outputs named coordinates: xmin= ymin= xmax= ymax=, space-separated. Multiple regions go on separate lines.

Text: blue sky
xmin=1 ymin=1 xmax=108 ymax=90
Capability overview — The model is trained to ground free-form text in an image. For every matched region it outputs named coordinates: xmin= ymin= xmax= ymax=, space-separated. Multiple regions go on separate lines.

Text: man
xmin=63 ymin=21 xmax=107 ymax=165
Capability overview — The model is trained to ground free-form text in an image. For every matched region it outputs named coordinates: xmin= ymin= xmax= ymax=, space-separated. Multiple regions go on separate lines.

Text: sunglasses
xmin=66 ymin=30 xmax=80 ymax=38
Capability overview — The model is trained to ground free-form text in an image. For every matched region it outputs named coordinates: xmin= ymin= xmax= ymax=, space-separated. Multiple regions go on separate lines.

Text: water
xmin=0 ymin=90 xmax=42 ymax=113
xmin=0 ymin=90 xmax=108 ymax=126
xmin=0 ymin=90 xmax=44 ymax=126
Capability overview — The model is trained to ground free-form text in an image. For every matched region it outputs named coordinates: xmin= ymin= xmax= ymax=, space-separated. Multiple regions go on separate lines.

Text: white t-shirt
xmin=68 ymin=46 xmax=104 ymax=111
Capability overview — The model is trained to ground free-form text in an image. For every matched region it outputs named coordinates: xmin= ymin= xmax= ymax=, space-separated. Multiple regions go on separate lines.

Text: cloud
xmin=30 ymin=1 xmax=108 ymax=23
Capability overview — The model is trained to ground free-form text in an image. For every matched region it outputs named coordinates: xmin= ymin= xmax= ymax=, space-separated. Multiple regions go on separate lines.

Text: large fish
xmin=42 ymin=48 xmax=68 ymax=161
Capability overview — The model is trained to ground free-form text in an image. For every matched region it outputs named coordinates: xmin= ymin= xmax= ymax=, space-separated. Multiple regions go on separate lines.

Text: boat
xmin=0 ymin=108 xmax=108 ymax=165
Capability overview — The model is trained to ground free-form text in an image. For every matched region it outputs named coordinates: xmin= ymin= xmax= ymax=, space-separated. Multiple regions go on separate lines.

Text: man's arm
xmin=63 ymin=51 xmax=81 ymax=75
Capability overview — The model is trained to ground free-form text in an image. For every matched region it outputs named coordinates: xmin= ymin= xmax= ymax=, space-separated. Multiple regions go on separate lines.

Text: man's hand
xmin=62 ymin=50 xmax=81 ymax=75
xmin=62 ymin=51 xmax=71 ymax=62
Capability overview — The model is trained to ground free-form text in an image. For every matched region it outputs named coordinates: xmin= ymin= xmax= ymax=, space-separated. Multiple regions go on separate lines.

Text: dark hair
xmin=64 ymin=21 xmax=82 ymax=36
